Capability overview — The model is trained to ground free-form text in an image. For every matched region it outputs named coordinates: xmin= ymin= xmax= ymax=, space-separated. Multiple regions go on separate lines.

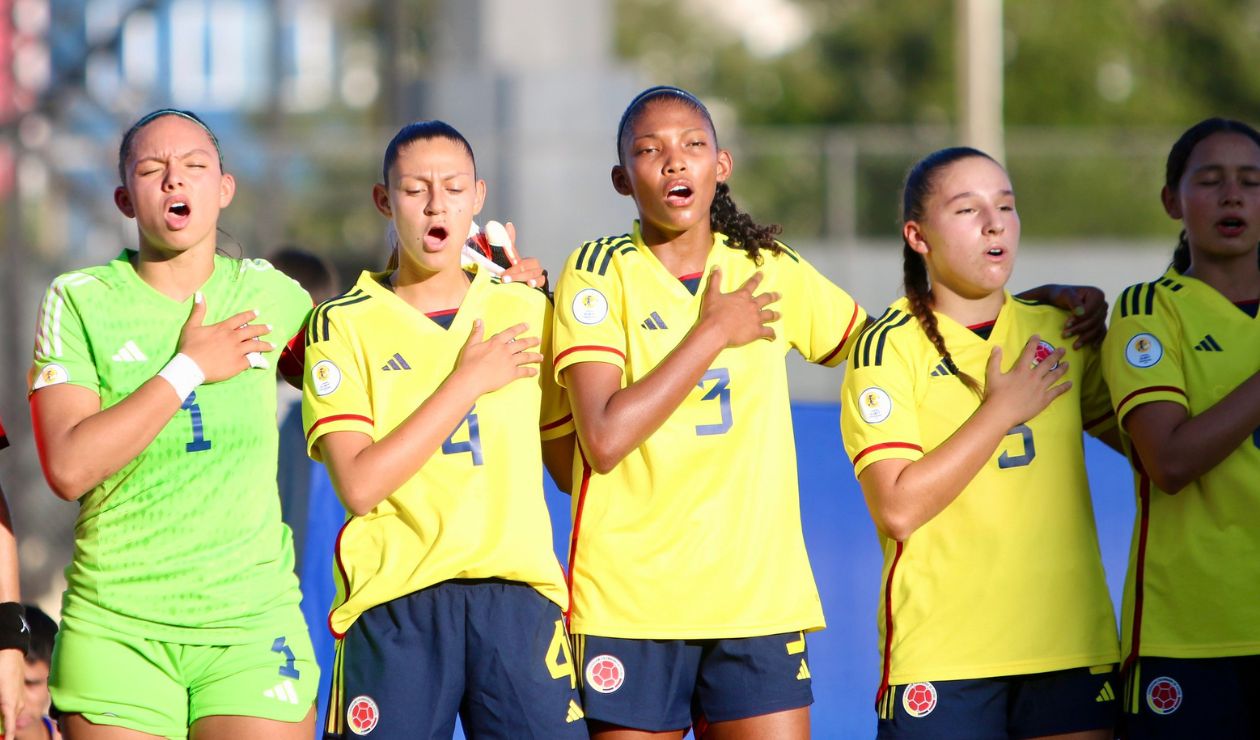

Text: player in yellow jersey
xmin=1101 ymin=119 xmax=1260 ymax=738
xmin=554 ymin=86 xmax=864 ymax=739
xmin=303 ymin=121 xmax=585 ymax=739
xmin=841 ymin=147 xmax=1122 ymax=739
xmin=554 ymin=87 xmax=1109 ymax=740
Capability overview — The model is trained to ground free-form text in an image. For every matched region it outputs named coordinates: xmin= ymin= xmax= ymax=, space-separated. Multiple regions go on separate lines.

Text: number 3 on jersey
xmin=443 ymin=406 xmax=484 ymax=465
xmin=696 ymin=368 xmax=733 ymax=436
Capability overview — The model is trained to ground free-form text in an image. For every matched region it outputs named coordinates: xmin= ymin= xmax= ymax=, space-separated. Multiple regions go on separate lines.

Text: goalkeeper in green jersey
xmin=28 ymin=110 xmax=318 ymax=740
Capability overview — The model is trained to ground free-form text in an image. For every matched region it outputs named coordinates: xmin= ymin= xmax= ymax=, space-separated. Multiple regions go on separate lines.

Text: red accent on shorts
xmin=306 ymin=414 xmax=373 ymax=441
xmin=1122 ymin=475 xmax=1152 ymax=675
xmin=278 ymin=328 xmax=307 ymax=380
xmin=541 ymin=414 xmax=573 ymax=432
xmin=425 ymin=308 xmax=459 ymax=318
xmin=875 ymin=541 xmax=906 ymax=709
xmin=565 ymin=445 xmax=594 ymax=625
xmin=966 ymin=319 xmax=997 ymax=331
xmin=328 ymin=520 xmax=354 ymax=639
xmin=555 ymin=345 xmax=626 ymax=366
xmin=819 ymin=303 xmax=863 ymax=366
xmin=853 ymin=442 xmax=924 ymax=467
xmin=1116 ymin=385 xmax=1187 ymax=417
xmin=1083 ymin=409 xmax=1116 ymax=431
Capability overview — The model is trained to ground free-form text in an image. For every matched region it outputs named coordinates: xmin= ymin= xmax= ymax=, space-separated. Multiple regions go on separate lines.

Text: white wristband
xmin=158 ymin=353 xmax=206 ymax=401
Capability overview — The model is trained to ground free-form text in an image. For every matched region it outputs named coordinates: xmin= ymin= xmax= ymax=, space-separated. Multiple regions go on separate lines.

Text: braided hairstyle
xmin=901 ymin=147 xmax=996 ymax=396
xmin=616 ymin=86 xmax=782 ymax=264
xmin=380 ymin=120 xmax=478 ymax=272
xmin=1163 ymin=118 xmax=1260 ymax=273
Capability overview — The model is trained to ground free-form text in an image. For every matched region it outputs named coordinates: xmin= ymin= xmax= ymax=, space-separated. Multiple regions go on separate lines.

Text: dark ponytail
xmin=616 ymin=86 xmax=782 ymax=264
xmin=709 ymin=182 xmax=782 ymax=264
xmin=1164 ymin=118 xmax=1260 ymax=273
xmin=901 ymin=147 xmax=994 ymax=396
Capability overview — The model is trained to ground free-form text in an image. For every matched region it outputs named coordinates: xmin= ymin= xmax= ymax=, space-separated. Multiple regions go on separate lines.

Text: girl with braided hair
xmin=553 ymin=85 xmax=855 ymax=739
xmin=841 ymin=147 xmax=1124 ymax=739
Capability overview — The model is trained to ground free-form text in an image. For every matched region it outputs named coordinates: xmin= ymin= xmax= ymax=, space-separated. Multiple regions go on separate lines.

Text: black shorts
xmin=1123 ymin=655 xmax=1260 ymax=738
xmin=573 ymin=631 xmax=813 ymax=732
xmin=324 ymin=579 xmax=586 ymax=739
xmin=877 ymin=664 xmax=1119 ymax=739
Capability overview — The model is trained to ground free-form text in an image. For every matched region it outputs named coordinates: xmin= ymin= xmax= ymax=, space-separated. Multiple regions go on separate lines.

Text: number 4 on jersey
xmin=442 ymin=407 xmax=484 ymax=465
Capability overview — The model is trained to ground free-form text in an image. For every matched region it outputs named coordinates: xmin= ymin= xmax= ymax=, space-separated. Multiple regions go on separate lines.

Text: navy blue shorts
xmin=572 ymin=631 xmax=813 ymax=732
xmin=324 ymin=579 xmax=586 ymax=739
xmin=1123 ymin=655 xmax=1260 ymax=738
xmin=876 ymin=664 xmax=1118 ymax=739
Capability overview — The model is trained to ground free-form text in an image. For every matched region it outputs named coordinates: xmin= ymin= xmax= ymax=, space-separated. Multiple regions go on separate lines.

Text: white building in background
xmin=425 ymin=0 xmax=642 ymax=264
xmin=80 ymin=0 xmax=338 ymax=113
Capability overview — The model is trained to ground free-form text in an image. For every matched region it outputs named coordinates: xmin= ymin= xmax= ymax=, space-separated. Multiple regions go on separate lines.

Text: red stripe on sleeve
xmin=853 ymin=441 xmax=923 ymax=467
xmin=555 ymin=344 xmax=626 ymax=366
xmin=541 ymin=413 xmax=573 ymax=432
xmin=1083 ymin=409 xmax=1116 ymax=430
xmin=1116 ymin=385 xmax=1187 ymax=415
xmin=818 ymin=303 xmax=862 ymax=366
xmin=306 ymin=414 xmax=373 ymax=442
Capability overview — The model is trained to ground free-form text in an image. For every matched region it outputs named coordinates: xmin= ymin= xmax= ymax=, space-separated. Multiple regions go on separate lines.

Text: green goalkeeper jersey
xmin=30 ymin=250 xmax=312 ymax=644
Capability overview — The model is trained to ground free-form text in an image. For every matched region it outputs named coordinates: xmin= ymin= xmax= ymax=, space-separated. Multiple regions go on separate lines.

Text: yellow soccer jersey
xmin=1101 ymin=268 xmax=1260 ymax=662
xmin=841 ymin=295 xmax=1119 ymax=685
xmin=552 ymin=223 xmax=866 ymax=639
xmin=303 ymin=269 xmax=573 ymax=637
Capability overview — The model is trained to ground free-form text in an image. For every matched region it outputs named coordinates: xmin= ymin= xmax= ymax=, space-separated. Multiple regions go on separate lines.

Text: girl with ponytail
xmin=842 ymin=147 xmax=1123 ymax=739
xmin=552 ymin=87 xmax=1107 ymax=739
xmin=1100 ymin=118 xmax=1260 ymax=737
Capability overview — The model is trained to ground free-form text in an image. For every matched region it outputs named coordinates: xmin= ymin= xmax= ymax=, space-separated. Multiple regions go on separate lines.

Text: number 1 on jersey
xmin=181 ymin=391 xmax=212 ymax=453
xmin=443 ymin=407 xmax=484 ymax=465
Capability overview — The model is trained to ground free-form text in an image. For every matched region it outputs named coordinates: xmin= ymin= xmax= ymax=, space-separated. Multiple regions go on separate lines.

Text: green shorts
xmin=49 ymin=611 xmax=319 ymax=739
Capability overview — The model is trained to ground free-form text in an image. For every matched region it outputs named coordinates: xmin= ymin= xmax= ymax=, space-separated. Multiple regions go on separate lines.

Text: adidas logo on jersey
xmin=263 ymin=679 xmax=299 ymax=704
xmin=640 ymin=312 xmax=668 ymax=331
xmin=929 ymin=362 xmax=955 ymax=377
xmin=111 ymin=340 xmax=147 ymax=362
xmin=565 ymin=699 xmax=584 ymax=723
xmin=1096 ymin=680 xmax=1115 ymax=702
xmin=381 ymin=353 xmax=411 ymax=371
xmin=1193 ymin=335 xmax=1223 ymax=352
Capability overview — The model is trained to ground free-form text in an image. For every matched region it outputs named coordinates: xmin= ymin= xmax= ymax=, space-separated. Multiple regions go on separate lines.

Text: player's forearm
xmin=328 ymin=371 xmax=484 ymax=516
xmin=573 ymin=321 xmax=726 ymax=474
xmin=1135 ymin=372 xmax=1260 ymax=493
xmin=32 ymin=379 xmax=183 ymax=500
xmin=867 ymin=402 xmax=1013 ymax=540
